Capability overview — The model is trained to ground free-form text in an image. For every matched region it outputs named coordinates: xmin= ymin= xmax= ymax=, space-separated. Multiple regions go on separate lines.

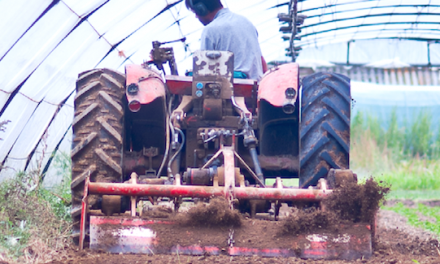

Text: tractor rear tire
xmin=70 ymin=69 xmax=125 ymax=241
xmin=299 ymin=72 xmax=351 ymax=188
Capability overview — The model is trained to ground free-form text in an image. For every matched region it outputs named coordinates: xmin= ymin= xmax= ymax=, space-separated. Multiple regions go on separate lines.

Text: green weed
xmin=40 ymin=151 xmax=72 ymax=221
xmin=351 ymin=109 xmax=440 ymax=192
xmin=408 ymin=112 xmax=433 ymax=157
xmin=351 ymin=109 xmax=440 ymax=161
xmin=375 ymin=159 xmax=440 ymax=190
xmin=383 ymin=202 xmax=440 ymax=236
xmin=0 ymin=152 xmax=72 ymax=261
xmin=266 ymin=178 xmax=299 ymax=187
xmin=0 ymin=120 xmax=10 ymax=138
xmin=386 ymin=190 xmax=440 ymax=200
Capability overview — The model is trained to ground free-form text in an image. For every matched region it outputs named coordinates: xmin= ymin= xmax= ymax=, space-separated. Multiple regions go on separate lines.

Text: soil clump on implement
xmin=323 ymin=177 xmax=390 ymax=223
xmin=146 ymin=198 xmax=242 ymax=248
xmin=176 ymin=197 xmax=242 ymax=228
xmin=281 ymin=178 xmax=390 ymax=237
xmin=148 ymin=179 xmax=390 ymax=253
xmin=142 ymin=204 xmax=173 ymax=218
xmin=281 ymin=207 xmax=339 ymax=235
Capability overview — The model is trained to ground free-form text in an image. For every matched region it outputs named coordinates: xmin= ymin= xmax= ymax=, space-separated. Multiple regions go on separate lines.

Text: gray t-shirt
xmin=201 ymin=8 xmax=263 ymax=80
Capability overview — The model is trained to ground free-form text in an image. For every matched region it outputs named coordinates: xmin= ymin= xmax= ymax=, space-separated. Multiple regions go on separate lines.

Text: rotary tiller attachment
xmin=81 ymin=169 xmax=372 ymax=260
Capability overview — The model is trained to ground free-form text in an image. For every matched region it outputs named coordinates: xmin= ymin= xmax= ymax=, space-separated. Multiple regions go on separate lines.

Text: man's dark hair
xmin=185 ymin=0 xmax=223 ymax=13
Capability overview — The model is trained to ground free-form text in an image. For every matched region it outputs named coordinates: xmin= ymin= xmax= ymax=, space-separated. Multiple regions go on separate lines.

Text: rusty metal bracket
xmin=130 ymin=173 xmax=138 ymax=217
xmin=234 ymin=152 xmax=265 ymax=188
xmin=143 ymin=147 xmax=159 ymax=175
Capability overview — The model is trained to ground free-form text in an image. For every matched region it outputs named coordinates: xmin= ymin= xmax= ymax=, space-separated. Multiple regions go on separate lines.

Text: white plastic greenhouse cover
xmin=0 ymin=0 xmax=439 ymax=184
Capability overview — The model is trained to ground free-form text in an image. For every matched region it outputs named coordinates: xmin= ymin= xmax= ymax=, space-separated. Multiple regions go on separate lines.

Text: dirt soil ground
xmin=45 ymin=180 xmax=439 ymax=264
xmin=45 ymin=209 xmax=439 ymax=264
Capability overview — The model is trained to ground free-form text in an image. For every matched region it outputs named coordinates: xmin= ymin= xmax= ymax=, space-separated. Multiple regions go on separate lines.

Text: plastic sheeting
xmin=1 ymin=0 xmax=439 ymax=184
xmin=0 ymin=2 xmax=79 ymax=101
xmin=352 ymin=82 xmax=440 ymax=133
xmin=41 ymin=128 xmax=73 ymax=188
xmin=295 ymin=0 xmax=440 ymax=65
xmin=0 ymin=0 xmax=52 ymax=59
xmin=297 ymin=39 xmax=440 ymax=65
xmin=28 ymin=97 xmax=74 ymax=187
xmin=297 ymin=0 xmax=440 ymax=49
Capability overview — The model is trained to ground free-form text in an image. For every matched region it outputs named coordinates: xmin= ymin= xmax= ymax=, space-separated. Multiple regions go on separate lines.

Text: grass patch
xmin=383 ymin=202 xmax=440 ymax=236
xmin=265 ymin=178 xmax=299 ymax=187
xmin=0 ymin=152 xmax=72 ymax=262
xmin=351 ymin=109 xmax=440 ymax=194
xmin=374 ymin=159 xmax=440 ymax=190
xmin=386 ymin=190 xmax=440 ymax=200
xmin=354 ymin=108 xmax=440 ymax=235
xmin=352 ymin=109 xmax=440 ymax=160
xmin=41 ymin=151 xmax=72 ymax=221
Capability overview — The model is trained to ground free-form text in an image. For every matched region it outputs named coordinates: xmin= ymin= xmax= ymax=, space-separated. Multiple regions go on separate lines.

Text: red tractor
xmin=70 ymin=40 xmax=357 ymax=258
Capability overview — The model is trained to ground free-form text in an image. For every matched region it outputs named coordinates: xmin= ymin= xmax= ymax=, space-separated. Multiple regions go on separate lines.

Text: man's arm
xmin=261 ymin=56 xmax=268 ymax=73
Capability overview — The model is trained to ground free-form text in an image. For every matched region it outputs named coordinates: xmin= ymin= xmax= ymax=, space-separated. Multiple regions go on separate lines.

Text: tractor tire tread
xmin=71 ymin=68 xmax=125 ymax=242
xmin=299 ymin=72 xmax=350 ymax=188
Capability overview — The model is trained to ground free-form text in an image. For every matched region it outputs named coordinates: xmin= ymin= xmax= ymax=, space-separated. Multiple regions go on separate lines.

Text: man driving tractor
xmin=185 ymin=0 xmax=268 ymax=80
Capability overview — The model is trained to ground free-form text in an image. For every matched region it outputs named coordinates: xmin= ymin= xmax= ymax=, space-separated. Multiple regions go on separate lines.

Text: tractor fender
xmin=125 ymin=64 xmax=165 ymax=105
xmin=258 ymin=63 xmax=299 ymax=108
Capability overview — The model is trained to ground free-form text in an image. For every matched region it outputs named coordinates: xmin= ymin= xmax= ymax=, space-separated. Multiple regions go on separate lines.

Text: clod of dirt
xmin=177 ymin=197 xmax=242 ymax=227
xmin=143 ymin=205 xmax=173 ymax=218
xmin=323 ymin=177 xmax=390 ymax=223
xmin=281 ymin=178 xmax=390 ymax=236
xmin=101 ymin=195 xmax=121 ymax=216
xmin=281 ymin=207 xmax=339 ymax=235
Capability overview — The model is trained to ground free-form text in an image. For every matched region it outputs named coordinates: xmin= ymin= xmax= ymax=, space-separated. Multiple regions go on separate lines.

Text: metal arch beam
xmin=298 ymin=0 xmax=440 ymax=13
xmin=298 ymin=26 xmax=440 ymax=43
xmin=280 ymin=0 xmax=440 ymax=13
xmin=297 ymin=33 xmax=440 ymax=49
xmin=297 ymin=28 xmax=440 ymax=45
xmin=299 ymin=3 xmax=440 ymax=18
xmin=268 ymin=2 xmax=289 ymax=9
xmin=299 ymin=37 xmax=440 ymax=50
xmin=302 ymin=11 xmax=440 ymax=28
xmin=298 ymin=37 xmax=440 ymax=51
xmin=299 ymin=21 xmax=440 ymax=39
xmin=279 ymin=0 xmax=440 ymax=58
xmin=299 ymin=0 xmax=377 ymax=12
xmin=97 ymin=0 xmax=183 ymax=64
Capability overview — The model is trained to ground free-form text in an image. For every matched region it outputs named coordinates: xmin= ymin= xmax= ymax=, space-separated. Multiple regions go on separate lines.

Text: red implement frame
xmin=79 ymin=139 xmax=372 ymax=260
xmin=80 ymin=159 xmax=330 ymax=248
xmin=79 ymin=177 xmax=331 ymax=250
xmin=87 ymin=182 xmax=329 ymax=201
xmin=79 ymin=176 xmax=89 ymax=250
